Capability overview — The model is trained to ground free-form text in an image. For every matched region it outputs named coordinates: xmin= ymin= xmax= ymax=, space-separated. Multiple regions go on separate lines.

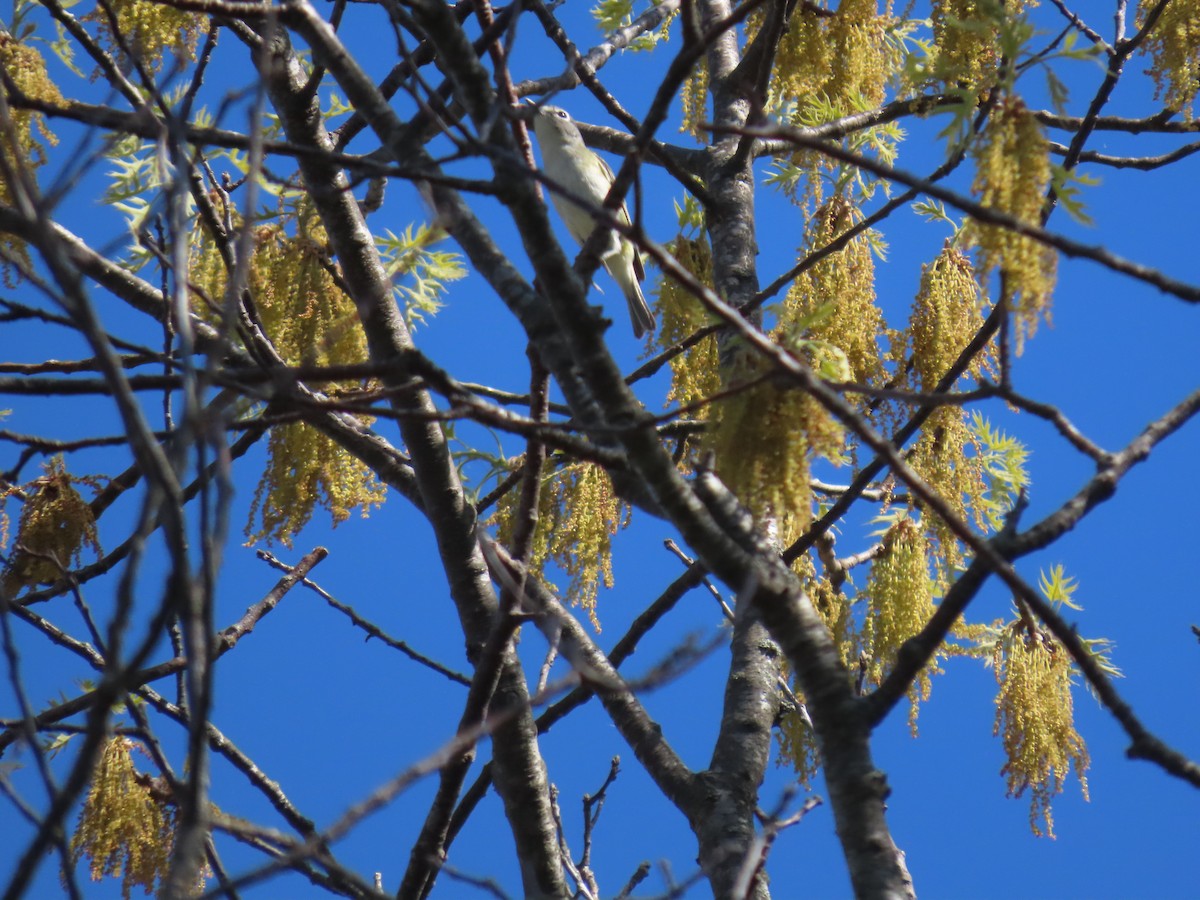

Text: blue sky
xmin=2 ymin=1 xmax=1199 ymax=898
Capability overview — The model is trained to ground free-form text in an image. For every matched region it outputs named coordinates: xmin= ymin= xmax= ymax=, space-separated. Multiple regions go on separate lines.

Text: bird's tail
xmin=625 ymin=279 xmax=656 ymax=340
xmin=608 ymin=257 xmax=656 ymax=338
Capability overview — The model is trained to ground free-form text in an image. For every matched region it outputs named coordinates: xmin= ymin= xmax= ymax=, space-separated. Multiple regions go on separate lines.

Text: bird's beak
xmin=513 ymin=97 xmax=540 ymax=122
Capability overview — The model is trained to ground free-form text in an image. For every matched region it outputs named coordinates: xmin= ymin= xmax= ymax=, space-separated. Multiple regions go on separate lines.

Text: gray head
xmin=531 ymin=104 xmax=586 ymax=149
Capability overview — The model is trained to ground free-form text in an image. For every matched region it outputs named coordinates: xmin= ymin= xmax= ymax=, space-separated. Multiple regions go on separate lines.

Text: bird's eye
xmin=555 ymin=110 xmax=568 ymax=119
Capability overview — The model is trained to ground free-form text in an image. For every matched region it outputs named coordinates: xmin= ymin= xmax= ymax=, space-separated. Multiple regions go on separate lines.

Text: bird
xmin=530 ymin=104 xmax=657 ymax=339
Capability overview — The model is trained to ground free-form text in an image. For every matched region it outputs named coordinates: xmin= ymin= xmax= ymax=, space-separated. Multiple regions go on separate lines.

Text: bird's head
xmin=528 ymin=102 xmax=584 ymax=146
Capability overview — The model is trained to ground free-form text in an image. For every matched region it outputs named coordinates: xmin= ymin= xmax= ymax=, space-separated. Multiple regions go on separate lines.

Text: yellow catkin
xmin=708 ymin=196 xmax=892 ymax=531
xmin=775 ymin=699 xmax=821 ymax=788
xmin=491 ymin=462 xmax=628 ymax=629
xmin=906 ymin=404 xmax=987 ymax=581
xmin=902 ymin=245 xmax=1001 ymax=581
xmin=72 ymin=739 xmax=175 ymax=900
xmin=993 ymin=629 xmax=1090 ymax=837
xmin=822 ymin=0 xmax=895 ymax=109
xmin=245 ymin=419 xmax=387 ymax=548
xmin=88 ymin=0 xmax=205 ymax=70
xmin=249 ymin=222 xmax=369 ymax=369
xmin=709 ymin=371 xmax=814 ymax=530
xmin=908 ymin=243 xmax=994 ymax=391
xmin=966 ymin=96 xmax=1056 ymax=350
xmin=751 ymin=0 xmax=901 ymax=198
xmin=490 ymin=461 xmax=552 ymax=580
xmin=0 ymin=34 xmax=61 ymax=168
xmin=188 ymin=213 xmax=233 ymax=319
xmin=679 ymin=64 xmax=710 ymax=142
xmin=0 ymin=34 xmax=63 ymax=280
xmin=241 ymin=214 xmax=386 ymax=547
xmin=1138 ymin=3 xmax=1200 ymax=117
xmin=861 ymin=518 xmax=939 ymax=731
xmin=783 ymin=196 xmax=887 ymax=414
xmin=793 ymin=551 xmax=855 ymax=663
xmin=932 ymin=0 xmax=1001 ymax=91
xmin=656 ymin=234 xmax=721 ymax=415
xmin=550 ymin=463 xmax=627 ymax=629
xmin=762 ymin=6 xmax=833 ymax=107
xmin=764 ymin=0 xmax=897 ymax=112
xmin=785 ymin=198 xmax=884 ymax=385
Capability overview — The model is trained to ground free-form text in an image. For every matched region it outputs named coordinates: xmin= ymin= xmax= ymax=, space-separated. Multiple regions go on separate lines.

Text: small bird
xmin=531 ymin=104 xmax=657 ymax=339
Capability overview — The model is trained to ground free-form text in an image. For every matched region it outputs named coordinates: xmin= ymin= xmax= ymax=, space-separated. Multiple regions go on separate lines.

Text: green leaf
xmin=1045 ymin=68 xmax=1070 ymax=116
xmin=1038 ymin=564 xmax=1081 ymax=611
xmin=970 ymin=412 xmax=1031 ymax=532
xmin=591 ymin=0 xmax=672 ymax=50
xmin=1049 ymin=164 xmax=1099 ymax=227
xmin=45 ymin=732 xmax=74 ymax=758
xmin=911 ymin=199 xmax=956 ymax=228
xmin=673 ymin=194 xmax=705 ymax=231
xmin=377 ymin=224 xmax=466 ymax=329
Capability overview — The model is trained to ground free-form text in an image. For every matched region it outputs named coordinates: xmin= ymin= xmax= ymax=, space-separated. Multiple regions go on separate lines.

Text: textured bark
xmin=254 ymin=19 xmax=569 ymax=898
xmin=693 ymin=474 xmax=916 ymax=900
xmin=694 ymin=606 xmax=781 ymax=899
xmin=687 ymin=1 xmax=783 ymax=894
xmin=755 ymin=589 xmax=915 ymax=900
